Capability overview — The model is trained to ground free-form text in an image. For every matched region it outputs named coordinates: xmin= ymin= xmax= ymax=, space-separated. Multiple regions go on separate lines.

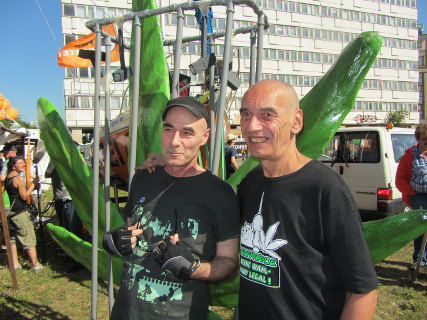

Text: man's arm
xmin=340 ymin=290 xmax=377 ymax=320
xmin=190 ymin=237 xmax=239 ymax=282
xmin=395 ymin=153 xmax=415 ymax=201
xmin=231 ymin=156 xmax=239 ymax=171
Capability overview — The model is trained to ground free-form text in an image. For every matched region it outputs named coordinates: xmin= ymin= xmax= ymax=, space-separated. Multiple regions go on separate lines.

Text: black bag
xmin=27 ymin=202 xmax=38 ymax=222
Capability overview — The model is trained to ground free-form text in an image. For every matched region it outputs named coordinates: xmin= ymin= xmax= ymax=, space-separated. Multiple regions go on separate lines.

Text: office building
xmin=60 ymin=0 xmax=420 ymax=142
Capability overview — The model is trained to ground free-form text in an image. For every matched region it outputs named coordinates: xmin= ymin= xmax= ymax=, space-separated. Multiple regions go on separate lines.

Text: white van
xmin=319 ymin=126 xmax=416 ymax=218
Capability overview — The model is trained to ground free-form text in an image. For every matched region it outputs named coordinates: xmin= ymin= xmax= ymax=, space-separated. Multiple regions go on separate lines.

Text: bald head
xmin=242 ymin=80 xmax=300 ymax=114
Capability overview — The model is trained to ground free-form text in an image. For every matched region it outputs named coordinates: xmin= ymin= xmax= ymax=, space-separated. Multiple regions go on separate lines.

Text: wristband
xmin=190 ymin=259 xmax=200 ymax=275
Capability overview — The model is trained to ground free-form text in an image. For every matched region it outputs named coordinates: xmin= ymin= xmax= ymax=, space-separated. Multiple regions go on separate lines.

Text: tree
xmin=0 ymin=116 xmax=36 ymax=129
xmin=387 ymin=110 xmax=409 ymax=127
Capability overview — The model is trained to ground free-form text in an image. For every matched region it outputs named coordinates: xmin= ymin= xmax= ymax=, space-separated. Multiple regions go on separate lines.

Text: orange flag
xmin=57 ymin=24 xmax=120 ymax=68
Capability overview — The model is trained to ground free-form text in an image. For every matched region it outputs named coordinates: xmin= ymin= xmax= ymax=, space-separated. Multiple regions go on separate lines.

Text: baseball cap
xmin=227 ymin=134 xmax=236 ymax=141
xmin=2 ymin=143 xmax=17 ymax=153
xmin=162 ymin=96 xmax=210 ymax=128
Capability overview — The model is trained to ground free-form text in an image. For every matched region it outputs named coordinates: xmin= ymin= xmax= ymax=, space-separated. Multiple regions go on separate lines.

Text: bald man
xmin=237 ymin=80 xmax=378 ymax=320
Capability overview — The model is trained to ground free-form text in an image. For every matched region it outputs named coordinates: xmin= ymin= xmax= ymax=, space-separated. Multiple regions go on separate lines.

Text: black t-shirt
xmin=238 ymin=161 xmax=378 ymax=320
xmin=111 ymin=167 xmax=239 ymax=320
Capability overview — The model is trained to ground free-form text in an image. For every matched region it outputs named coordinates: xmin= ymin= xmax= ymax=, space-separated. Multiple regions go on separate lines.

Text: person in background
xmin=0 ymin=143 xmax=18 ymax=182
xmin=5 ymin=157 xmax=43 ymax=273
xmin=0 ymin=143 xmax=18 ymax=252
xmin=225 ymin=134 xmax=239 ymax=179
xmin=237 ymin=80 xmax=378 ymax=319
xmin=45 ymin=161 xmax=84 ymax=273
xmin=396 ymin=121 xmax=427 ymax=270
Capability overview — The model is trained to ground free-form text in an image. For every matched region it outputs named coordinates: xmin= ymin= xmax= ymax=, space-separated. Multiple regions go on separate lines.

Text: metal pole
xmin=90 ymin=23 xmax=102 ymax=320
xmin=209 ymin=37 xmax=216 ymax=168
xmin=255 ymin=15 xmax=264 ymax=82
xmin=414 ymin=231 xmax=427 ymax=280
xmin=171 ymin=8 xmax=184 ymax=99
xmin=103 ymin=36 xmax=114 ymax=314
xmin=212 ymin=0 xmax=234 ymax=175
xmin=201 ymin=13 xmax=207 ymax=59
xmin=0 ymin=191 xmax=18 ymax=290
xmin=128 ymin=17 xmax=142 ymax=188
xmin=35 ymin=163 xmax=44 ymax=261
xmin=249 ymin=29 xmax=256 ymax=87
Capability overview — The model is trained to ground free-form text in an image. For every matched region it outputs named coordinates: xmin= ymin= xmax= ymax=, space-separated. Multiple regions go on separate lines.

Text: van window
xmin=320 ymin=131 xmax=380 ymax=163
xmin=391 ymin=134 xmax=416 ymax=162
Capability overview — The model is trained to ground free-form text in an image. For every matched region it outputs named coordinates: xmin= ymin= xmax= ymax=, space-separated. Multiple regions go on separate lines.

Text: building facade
xmin=419 ymin=28 xmax=427 ymax=120
xmin=60 ymin=0 xmax=420 ymax=143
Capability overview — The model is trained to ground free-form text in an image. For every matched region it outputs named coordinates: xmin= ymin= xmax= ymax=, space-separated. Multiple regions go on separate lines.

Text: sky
xmin=0 ymin=1 xmax=426 ymax=123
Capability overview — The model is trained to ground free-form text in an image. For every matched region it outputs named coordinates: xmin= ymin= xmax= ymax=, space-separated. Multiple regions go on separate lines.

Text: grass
xmin=1 ymin=190 xmax=426 ymax=319
xmin=373 ymin=243 xmax=427 ymax=320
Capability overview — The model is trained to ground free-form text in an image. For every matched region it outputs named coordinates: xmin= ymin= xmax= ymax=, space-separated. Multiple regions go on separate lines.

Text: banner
xmin=57 ymin=24 xmax=120 ymax=68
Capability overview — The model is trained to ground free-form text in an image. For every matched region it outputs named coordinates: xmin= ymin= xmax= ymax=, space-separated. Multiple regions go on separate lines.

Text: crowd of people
xmin=0 ymin=143 xmax=84 ymax=274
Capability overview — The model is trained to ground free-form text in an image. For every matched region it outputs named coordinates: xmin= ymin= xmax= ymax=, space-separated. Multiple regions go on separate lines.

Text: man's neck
xmin=261 ymin=149 xmax=311 ymax=178
xmin=164 ymin=161 xmax=206 ymax=178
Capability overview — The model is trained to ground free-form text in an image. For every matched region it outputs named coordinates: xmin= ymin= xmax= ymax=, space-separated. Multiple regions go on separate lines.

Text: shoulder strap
xmin=7 ymin=175 xmax=19 ymax=186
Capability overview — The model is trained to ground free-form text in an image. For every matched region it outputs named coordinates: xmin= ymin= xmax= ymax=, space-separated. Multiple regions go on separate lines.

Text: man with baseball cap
xmin=105 ymin=96 xmax=240 ymax=319
xmin=0 ymin=143 xmax=18 ymax=182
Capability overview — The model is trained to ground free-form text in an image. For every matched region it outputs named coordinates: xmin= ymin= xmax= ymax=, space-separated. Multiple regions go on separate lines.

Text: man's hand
xmin=153 ymin=234 xmax=199 ymax=280
xmin=102 ymin=223 xmax=143 ymax=257
xmin=138 ymin=152 xmax=165 ymax=173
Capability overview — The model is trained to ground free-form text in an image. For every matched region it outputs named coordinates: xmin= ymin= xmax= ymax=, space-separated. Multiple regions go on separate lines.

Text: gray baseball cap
xmin=162 ymin=96 xmax=210 ymax=128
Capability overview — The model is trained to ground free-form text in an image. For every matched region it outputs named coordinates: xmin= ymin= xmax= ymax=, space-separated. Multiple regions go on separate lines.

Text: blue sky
xmin=0 ymin=1 xmax=426 ymax=123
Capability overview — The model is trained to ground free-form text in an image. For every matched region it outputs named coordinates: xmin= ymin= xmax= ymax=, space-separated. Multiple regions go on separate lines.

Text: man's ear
xmin=201 ymin=128 xmax=210 ymax=146
xmin=292 ymin=109 xmax=303 ymax=134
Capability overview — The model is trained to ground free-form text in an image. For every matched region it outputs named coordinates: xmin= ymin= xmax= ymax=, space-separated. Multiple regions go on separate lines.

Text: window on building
xmin=188 ymin=43 xmax=196 ymax=54
xmin=80 ymin=67 xmax=90 ymax=78
xmin=122 ymin=98 xmax=128 ymax=109
xmin=186 ymin=15 xmax=195 ymax=27
xmin=96 ymin=7 xmax=105 ymax=19
xmin=270 ymin=49 xmax=277 ymax=59
xmin=76 ymin=6 xmax=86 ymax=17
xmin=419 ymin=56 xmax=424 ymax=67
xmin=269 ymin=25 xmax=276 ymax=35
xmin=88 ymin=6 xmax=95 ymax=18
xmin=217 ymin=18 xmax=226 ymax=30
xmin=68 ymin=96 xmax=79 ymax=108
xmin=420 ymin=73 xmax=424 ymax=85
xmin=65 ymin=34 xmax=75 ymax=44
xmin=111 ymin=97 xmax=121 ymax=109
xmin=66 ymin=68 xmax=77 ymax=78
xmin=99 ymin=96 xmax=106 ymax=109
xmin=242 ymin=47 xmax=250 ymax=58
xmin=64 ymin=4 xmax=75 ymax=16
xmin=81 ymin=97 xmax=92 ymax=109
xmin=107 ymin=8 xmax=116 ymax=17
